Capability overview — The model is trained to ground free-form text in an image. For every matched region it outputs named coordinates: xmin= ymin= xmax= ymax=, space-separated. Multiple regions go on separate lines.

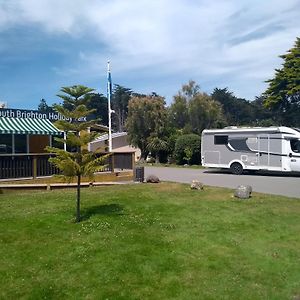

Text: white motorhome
xmin=201 ymin=126 xmax=300 ymax=175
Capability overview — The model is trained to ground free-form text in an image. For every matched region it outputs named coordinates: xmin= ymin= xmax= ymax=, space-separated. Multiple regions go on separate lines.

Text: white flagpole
xmin=107 ymin=61 xmax=113 ymax=152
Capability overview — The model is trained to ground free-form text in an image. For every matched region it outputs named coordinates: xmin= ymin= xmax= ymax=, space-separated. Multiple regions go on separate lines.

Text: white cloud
xmin=0 ymin=0 xmax=299 ymax=100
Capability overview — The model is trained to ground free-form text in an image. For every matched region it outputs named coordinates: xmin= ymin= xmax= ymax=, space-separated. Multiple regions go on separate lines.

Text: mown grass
xmin=0 ymin=183 xmax=300 ymax=299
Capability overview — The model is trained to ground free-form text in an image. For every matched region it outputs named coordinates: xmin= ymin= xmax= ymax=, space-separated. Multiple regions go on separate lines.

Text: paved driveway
xmin=145 ymin=167 xmax=300 ymax=199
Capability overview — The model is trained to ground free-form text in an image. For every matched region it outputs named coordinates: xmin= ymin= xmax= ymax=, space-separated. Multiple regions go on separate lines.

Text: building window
xmin=214 ymin=135 xmax=228 ymax=145
xmin=0 ymin=134 xmax=12 ymax=154
xmin=51 ymin=135 xmax=64 ymax=149
xmin=14 ymin=134 xmax=27 ymax=153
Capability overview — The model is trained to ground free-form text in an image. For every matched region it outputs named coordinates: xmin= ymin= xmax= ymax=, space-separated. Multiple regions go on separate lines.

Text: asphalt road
xmin=145 ymin=166 xmax=300 ymax=199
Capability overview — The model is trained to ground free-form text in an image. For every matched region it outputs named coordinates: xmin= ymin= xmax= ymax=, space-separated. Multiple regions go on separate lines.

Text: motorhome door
xmin=289 ymin=139 xmax=300 ymax=172
xmin=258 ymin=134 xmax=269 ymax=167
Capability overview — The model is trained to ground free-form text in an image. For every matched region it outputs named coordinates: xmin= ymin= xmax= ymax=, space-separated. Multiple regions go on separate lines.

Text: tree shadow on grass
xmin=81 ymin=203 xmax=124 ymax=221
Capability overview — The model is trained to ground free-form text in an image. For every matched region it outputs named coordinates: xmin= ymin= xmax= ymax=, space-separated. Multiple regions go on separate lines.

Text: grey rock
xmin=234 ymin=185 xmax=252 ymax=199
xmin=190 ymin=180 xmax=204 ymax=190
xmin=146 ymin=174 xmax=160 ymax=183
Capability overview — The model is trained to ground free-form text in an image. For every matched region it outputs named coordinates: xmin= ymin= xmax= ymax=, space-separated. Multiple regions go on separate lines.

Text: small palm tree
xmin=146 ymin=136 xmax=169 ymax=163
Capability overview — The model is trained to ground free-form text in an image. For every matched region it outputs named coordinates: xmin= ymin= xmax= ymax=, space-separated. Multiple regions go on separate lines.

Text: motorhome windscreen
xmin=290 ymin=139 xmax=300 ymax=153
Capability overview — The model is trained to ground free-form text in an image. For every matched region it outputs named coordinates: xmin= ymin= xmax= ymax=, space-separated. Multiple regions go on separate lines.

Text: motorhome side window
xmin=290 ymin=139 xmax=300 ymax=153
xmin=214 ymin=135 xmax=228 ymax=145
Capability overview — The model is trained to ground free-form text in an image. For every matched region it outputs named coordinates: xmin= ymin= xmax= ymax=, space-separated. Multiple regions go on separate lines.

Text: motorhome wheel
xmin=230 ymin=162 xmax=243 ymax=175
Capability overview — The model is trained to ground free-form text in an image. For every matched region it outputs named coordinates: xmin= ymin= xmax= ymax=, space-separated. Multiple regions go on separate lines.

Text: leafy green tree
xmin=126 ymin=95 xmax=167 ymax=160
xmin=169 ymin=81 xmax=199 ymax=131
xmin=263 ymin=37 xmax=300 ymax=126
xmin=38 ymin=98 xmax=54 ymax=113
xmin=211 ymin=88 xmax=256 ymax=125
xmin=112 ymin=84 xmax=132 ymax=132
xmin=165 ymin=129 xmax=183 ymax=163
xmin=181 ymin=80 xmax=201 ymax=100
xmin=251 ymin=96 xmax=279 ymax=126
xmin=170 ymin=81 xmax=226 ymax=136
xmin=174 ymin=133 xmax=201 ymax=165
xmin=87 ymin=93 xmax=108 ymax=126
xmin=189 ymin=92 xmax=226 ymax=134
xmin=169 ymin=94 xmax=189 ymax=130
xmin=47 ymin=85 xmax=109 ymax=223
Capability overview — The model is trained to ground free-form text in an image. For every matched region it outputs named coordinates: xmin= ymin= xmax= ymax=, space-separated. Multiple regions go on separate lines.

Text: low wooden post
xmin=131 ymin=153 xmax=135 ymax=181
xmin=111 ymin=153 xmax=115 ymax=173
xmin=131 ymin=153 xmax=135 ymax=170
xmin=33 ymin=156 xmax=37 ymax=179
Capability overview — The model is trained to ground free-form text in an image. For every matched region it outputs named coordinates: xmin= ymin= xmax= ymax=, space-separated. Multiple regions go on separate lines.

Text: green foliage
xmin=169 ymin=81 xmax=198 ymax=131
xmin=47 ymin=147 xmax=107 ymax=180
xmin=112 ymin=84 xmax=132 ymax=132
xmin=169 ymin=94 xmax=189 ymax=129
xmin=181 ymin=80 xmax=201 ymax=100
xmin=57 ymin=85 xmax=95 ymax=107
xmin=126 ymin=95 xmax=168 ymax=160
xmin=250 ymin=96 xmax=279 ymax=126
xmin=38 ymin=98 xmax=54 ymax=113
xmin=87 ymin=93 xmax=108 ymax=126
xmin=263 ymin=37 xmax=300 ymax=126
xmin=183 ymin=147 xmax=193 ymax=165
xmin=47 ymin=85 xmax=109 ymax=222
xmin=146 ymin=136 xmax=169 ymax=163
xmin=174 ymin=133 xmax=201 ymax=165
xmin=211 ymin=88 xmax=257 ymax=126
xmin=170 ymin=81 xmax=226 ymax=136
xmin=189 ymin=92 xmax=226 ymax=134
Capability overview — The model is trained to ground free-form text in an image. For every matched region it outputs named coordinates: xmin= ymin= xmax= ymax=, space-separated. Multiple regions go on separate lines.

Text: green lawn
xmin=0 ymin=183 xmax=300 ymax=300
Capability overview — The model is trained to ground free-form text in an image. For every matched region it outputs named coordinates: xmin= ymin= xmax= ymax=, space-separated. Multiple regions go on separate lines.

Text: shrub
xmin=174 ymin=134 xmax=201 ymax=165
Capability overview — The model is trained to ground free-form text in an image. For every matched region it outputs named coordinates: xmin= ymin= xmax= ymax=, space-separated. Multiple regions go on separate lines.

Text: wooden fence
xmin=0 ymin=152 xmax=134 ymax=180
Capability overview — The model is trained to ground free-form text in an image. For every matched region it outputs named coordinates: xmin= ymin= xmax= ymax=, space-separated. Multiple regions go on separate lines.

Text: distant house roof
xmin=90 ymin=131 xmax=127 ymax=144
xmin=111 ymin=146 xmax=136 ymax=153
xmin=91 ymin=124 xmax=109 ymax=132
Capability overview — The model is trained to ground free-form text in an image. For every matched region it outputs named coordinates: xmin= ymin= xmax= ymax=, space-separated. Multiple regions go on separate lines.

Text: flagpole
xmin=107 ymin=61 xmax=113 ymax=152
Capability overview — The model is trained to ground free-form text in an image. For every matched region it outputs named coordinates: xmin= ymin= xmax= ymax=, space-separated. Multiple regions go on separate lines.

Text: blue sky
xmin=0 ymin=0 xmax=299 ymax=109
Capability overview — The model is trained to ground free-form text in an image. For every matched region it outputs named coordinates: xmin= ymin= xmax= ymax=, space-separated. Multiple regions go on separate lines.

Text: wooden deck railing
xmin=0 ymin=152 xmax=134 ymax=180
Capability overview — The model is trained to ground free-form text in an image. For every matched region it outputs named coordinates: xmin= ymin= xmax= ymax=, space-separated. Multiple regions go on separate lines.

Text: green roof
xmin=0 ymin=117 xmax=62 ymax=135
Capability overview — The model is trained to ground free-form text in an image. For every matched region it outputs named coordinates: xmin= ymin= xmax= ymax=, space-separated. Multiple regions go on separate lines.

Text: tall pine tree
xmin=47 ymin=85 xmax=109 ymax=223
xmin=264 ymin=37 xmax=300 ymax=126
